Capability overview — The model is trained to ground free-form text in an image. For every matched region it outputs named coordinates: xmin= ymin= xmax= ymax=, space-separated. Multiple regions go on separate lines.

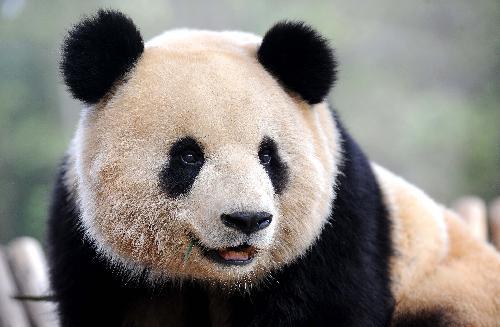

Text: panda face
xmin=65 ymin=13 xmax=340 ymax=286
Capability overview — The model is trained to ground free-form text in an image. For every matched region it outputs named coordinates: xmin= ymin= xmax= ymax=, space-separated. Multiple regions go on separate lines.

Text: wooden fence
xmin=0 ymin=238 xmax=58 ymax=327
xmin=1 ymin=196 xmax=500 ymax=327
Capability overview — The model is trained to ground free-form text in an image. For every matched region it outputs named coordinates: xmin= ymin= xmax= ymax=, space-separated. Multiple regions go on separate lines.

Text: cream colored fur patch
xmin=373 ymin=164 xmax=500 ymax=325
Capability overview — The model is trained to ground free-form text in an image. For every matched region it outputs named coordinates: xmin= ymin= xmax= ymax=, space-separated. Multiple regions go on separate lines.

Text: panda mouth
xmin=200 ymin=242 xmax=257 ymax=266
xmin=214 ymin=244 xmax=257 ymax=265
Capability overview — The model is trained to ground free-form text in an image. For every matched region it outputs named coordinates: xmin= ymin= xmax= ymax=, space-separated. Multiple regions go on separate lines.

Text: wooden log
xmin=490 ymin=197 xmax=500 ymax=250
xmin=0 ymin=246 xmax=30 ymax=327
xmin=453 ymin=196 xmax=488 ymax=241
xmin=7 ymin=237 xmax=59 ymax=327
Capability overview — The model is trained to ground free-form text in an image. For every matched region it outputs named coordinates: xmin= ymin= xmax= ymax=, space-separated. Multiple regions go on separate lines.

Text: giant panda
xmin=48 ymin=9 xmax=500 ymax=327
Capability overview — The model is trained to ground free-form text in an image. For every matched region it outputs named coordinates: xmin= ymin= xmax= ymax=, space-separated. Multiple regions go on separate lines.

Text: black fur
xmin=392 ymin=308 xmax=457 ymax=327
xmin=60 ymin=10 xmax=144 ymax=104
xmin=258 ymin=21 xmax=337 ymax=104
xmin=259 ymin=137 xmax=289 ymax=194
xmin=47 ymin=115 xmax=394 ymax=326
xmin=159 ymin=137 xmax=205 ymax=198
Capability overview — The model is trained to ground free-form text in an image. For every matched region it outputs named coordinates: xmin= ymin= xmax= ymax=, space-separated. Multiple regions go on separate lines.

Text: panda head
xmin=63 ymin=10 xmax=341 ymax=287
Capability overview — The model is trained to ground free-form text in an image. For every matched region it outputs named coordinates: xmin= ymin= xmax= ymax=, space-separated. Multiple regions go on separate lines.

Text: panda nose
xmin=221 ymin=211 xmax=273 ymax=234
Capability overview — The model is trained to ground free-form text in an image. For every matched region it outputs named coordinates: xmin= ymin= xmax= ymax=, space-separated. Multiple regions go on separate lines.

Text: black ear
xmin=257 ymin=21 xmax=337 ymax=105
xmin=60 ymin=10 xmax=144 ymax=104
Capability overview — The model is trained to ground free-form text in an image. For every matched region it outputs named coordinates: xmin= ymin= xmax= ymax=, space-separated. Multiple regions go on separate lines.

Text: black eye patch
xmin=159 ymin=137 xmax=205 ymax=198
xmin=258 ymin=137 xmax=289 ymax=194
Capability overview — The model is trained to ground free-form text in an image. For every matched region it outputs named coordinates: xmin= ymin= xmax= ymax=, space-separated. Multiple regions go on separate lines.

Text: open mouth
xmin=196 ymin=240 xmax=257 ymax=266
xmin=186 ymin=233 xmax=258 ymax=266
xmin=208 ymin=244 xmax=257 ymax=266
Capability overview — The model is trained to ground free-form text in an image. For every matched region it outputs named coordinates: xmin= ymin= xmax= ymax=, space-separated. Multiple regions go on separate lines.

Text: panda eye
xmin=181 ymin=150 xmax=201 ymax=165
xmin=259 ymin=149 xmax=272 ymax=165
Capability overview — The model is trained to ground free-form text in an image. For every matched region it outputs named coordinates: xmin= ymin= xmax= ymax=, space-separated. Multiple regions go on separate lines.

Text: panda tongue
xmin=218 ymin=249 xmax=249 ymax=261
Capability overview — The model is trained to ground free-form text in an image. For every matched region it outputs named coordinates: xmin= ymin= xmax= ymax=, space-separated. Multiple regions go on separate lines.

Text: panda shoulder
xmin=372 ymin=163 xmax=500 ymax=324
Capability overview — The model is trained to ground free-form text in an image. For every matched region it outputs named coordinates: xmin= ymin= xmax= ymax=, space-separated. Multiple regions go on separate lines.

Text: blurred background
xmin=0 ymin=0 xmax=499 ymax=242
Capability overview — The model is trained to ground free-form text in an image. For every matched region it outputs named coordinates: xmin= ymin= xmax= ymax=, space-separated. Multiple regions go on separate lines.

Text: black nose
xmin=221 ymin=211 xmax=273 ymax=234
